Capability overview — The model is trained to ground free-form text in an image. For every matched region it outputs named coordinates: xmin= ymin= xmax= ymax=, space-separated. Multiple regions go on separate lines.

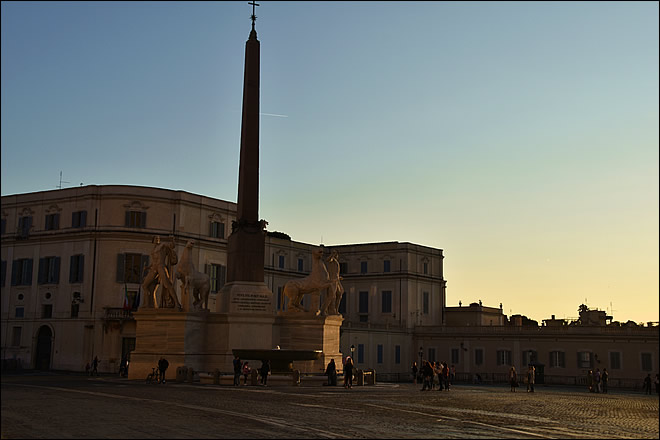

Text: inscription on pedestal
xmin=230 ymin=292 xmax=271 ymax=312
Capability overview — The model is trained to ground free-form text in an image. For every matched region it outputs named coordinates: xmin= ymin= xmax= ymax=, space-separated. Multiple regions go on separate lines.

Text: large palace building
xmin=1 ymin=185 xmax=658 ymax=388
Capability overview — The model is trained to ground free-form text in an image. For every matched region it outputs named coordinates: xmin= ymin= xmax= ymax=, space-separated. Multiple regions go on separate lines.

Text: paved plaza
xmin=2 ymin=372 xmax=658 ymax=439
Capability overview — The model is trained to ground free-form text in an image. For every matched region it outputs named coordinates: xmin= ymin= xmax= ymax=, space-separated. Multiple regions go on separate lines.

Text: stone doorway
xmin=35 ymin=325 xmax=53 ymax=370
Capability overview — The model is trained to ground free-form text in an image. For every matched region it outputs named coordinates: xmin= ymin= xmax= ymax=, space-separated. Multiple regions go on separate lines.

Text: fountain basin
xmin=232 ymin=349 xmax=322 ymax=373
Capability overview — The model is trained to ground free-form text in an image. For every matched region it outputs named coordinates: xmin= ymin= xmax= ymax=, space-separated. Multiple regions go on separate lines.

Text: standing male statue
xmin=141 ymin=235 xmax=181 ymax=309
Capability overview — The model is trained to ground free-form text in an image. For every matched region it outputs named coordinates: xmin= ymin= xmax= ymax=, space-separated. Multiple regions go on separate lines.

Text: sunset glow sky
xmin=2 ymin=1 xmax=658 ymax=324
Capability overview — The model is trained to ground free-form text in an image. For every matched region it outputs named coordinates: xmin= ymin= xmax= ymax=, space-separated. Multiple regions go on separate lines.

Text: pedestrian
xmin=85 ymin=362 xmax=90 ymax=376
xmin=411 ymin=361 xmax=418 ymax=385
xmin=434 ymin=362 xmax=443 ymax=391
xmin=260 ymin=359 xmax=270 ymax=386
xmin=602 ymin=368 xmax=609 ymax=394
xmin=643 ymin=373 xmax=652 ymax=395
xmin=325 ymin=359 xmax=337 ymax=386
xmin=450 ymin=364 xmax=456 ymax=387
xmin=509 ymin=366 xmax=519 ymax=392
xmin=157 ymin=357 xmax=169 ymax=384
xmin=92 ymin=356 xmax=99 ymax=376
xmin=344 ymin=356 xmax=354 ymax=389
xmin=594 ymin=368 xmax=601 ymax=393
xmin=526 ymin=365 xmax=535 ymax=393
xmin=119 ymin=354 xmax=128 ymax=377
xmin=587 ymin=370 xmax=594 ymax=392
xmin=430 ymin=361 xmax=436 ymax=390
xmin=242 ymin=361 xmax=251 ymax=385
xmin=420 ymin=360 xmax=433 ymax=391
xmin=233 ymin=355 xmax=242 ymax=386
xmin=442 ymin=362 xmax=450 ymax=391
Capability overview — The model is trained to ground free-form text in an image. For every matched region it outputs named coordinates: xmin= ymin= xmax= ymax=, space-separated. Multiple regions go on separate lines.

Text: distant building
xmin=2 ymin=185 xmax=658 ymax=387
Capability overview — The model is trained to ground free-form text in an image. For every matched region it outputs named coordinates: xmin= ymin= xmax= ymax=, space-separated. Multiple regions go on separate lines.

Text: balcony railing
xmin=103 ymin=308 xmax=134 ymax=320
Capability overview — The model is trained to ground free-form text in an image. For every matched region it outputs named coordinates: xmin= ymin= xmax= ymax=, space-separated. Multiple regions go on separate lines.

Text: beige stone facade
xmin=2 ymin=185 xmax=657 ymax=387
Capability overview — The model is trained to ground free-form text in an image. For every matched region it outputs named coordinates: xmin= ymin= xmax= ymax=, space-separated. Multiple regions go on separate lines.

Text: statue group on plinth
xmin=139 ymin=235 xmax=210 ymax=311
xmin=283 ymin=248 xmax=345 ymax=316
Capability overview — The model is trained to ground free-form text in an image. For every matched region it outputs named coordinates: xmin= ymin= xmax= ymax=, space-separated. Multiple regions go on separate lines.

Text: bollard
xmin=292 ymin=369 xmax=301 ymax=386
xmin=356 ymin=369 xmax=364 ymax=386
xmin=187 ymin=367 xmax=194 ymax=383
xmin=213 ymin=368 xmax=221 ymax=385
xmin=176 ymin=366 xmax=187 ymax=383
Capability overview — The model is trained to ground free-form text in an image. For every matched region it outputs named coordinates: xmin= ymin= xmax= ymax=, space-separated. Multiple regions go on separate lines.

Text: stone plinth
xmin=128 ymin=309 xmax=209 ymax=381
xmin=274 ymin=313 xmax=343 ymax=374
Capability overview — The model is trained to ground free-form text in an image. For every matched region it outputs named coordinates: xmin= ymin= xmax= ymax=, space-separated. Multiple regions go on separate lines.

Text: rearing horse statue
xmin=283 ymin=248 xmax=333 ymax=313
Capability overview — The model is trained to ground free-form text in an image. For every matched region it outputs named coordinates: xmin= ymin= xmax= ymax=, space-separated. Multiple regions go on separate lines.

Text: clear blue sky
xmin=2 ymin=1 xmax=658 ymax=325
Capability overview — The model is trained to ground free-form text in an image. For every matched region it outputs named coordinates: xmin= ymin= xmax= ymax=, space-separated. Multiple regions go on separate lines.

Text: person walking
xmin=233 ymin=355 xmax=242 ymax=386
xmin=344 ymin=356 xmax=354 ymax=389
xmin=420 ymin=361 xmax=434 ymax=391
xmin=411 ymin=361 xmax=418 ymax=385
xmin=594 ymin=368 xmax=601 ymax=393
xmin=601 ymin=368 xmax=609 ymax=394
xmin=587 ymin=370 xmax=594 ymax=392
xmin=260 ymin=359 xmax=270 ymax=386
xmin=92 ymin=356 xmax=99 ymax=376
xmin=157 ymin=357 xmax=169 ymax=384
xmin=643 ymin=373 xmax=652 ymax=395
xmin=325 ymin=359 xmax=337 ymax=386
xmin=527 ymin=365 xmax=535 ymax=393
xmin=509 ymin=366 xmax=519 ymax=392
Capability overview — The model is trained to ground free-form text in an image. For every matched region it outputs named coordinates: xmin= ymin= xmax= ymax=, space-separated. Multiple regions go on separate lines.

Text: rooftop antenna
xmin=56 ymin=171 xmax=70 ymax=189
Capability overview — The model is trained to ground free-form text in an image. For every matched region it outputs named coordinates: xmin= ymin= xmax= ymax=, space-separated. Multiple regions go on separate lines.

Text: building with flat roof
xmin=2 ymin=186 xmax=657 ymax=387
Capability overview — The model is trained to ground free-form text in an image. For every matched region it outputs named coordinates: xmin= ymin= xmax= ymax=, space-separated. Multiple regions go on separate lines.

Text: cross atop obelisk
xmin=249 ymin=1 xmax=259 ymax=31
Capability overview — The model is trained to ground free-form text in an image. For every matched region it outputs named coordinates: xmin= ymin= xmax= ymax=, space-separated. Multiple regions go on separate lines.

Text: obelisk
xmin=218 ymin=3 xmax=274 ymax=318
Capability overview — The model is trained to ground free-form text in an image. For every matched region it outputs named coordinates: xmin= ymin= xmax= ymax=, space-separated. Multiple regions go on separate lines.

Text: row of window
xmin=274 ymin=258 xmax=429 ymax=276
xmin=3 ymin=255 xmax=85 ymax=287
xmin=13 ymin=303 xmax=81 ymax=320
xmin=347 ymin=346 xmax=654 ymax=372
xmin=1 ymin=212 xmax=88 ymax=238
xmin=1 ymin=213 xmax=226 ymax=240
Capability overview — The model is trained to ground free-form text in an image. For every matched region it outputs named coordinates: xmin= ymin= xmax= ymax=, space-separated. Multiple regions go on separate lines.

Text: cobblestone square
xmin=2 ymin=373 xmax=658 ymax=439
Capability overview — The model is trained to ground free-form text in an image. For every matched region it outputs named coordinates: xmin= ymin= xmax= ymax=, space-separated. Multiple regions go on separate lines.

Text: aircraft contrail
xmin=260 ymin=112 xmax=288 ymax=118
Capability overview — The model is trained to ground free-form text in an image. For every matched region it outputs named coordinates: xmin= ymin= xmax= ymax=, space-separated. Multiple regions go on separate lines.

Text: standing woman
xmin=344 ymin=356 xmax=354 ymax=389
xmin=509 ymin=366 xmax=518 ymax=392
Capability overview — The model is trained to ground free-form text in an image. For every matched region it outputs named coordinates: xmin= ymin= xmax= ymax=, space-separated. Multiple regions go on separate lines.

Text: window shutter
xmin=54 ymin=213 xmax=60 ymax=229
xmin=117 ymin=254 xmax=125 ymax=282
xmin=560 ymin=352 xmax=565 ymax=368
xmin=81 ymin=210 xmax=87 ymax=227
xmin=54 ymin=257 xmax=60 ymax=284
xmin=219 ymin=265 xmax=226 ymax=287
xmin=140 ymin=255 xmax=150 ymax=281
xmin=38 ymin=258 xmax=47 ymax=284
xmin=11 ymin=260 xmax=19 ymax=286
xmin=25 ymin=259 xmax=33 ymax=285
xmin=125 ymin=211 xmax=130 ymax=227
xmin=141 ymin=212 xmax=146 ymax=228
xmin=69 ymin=255 xmax=75 ymax=283
xmin=78 ymin=256 xmax=84 ymax=282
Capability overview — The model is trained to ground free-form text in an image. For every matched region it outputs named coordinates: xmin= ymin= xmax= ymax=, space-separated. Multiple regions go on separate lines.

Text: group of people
xmin=233 ymin=356 xmax=270 ymax=386
xmin=586 ymin=367 xmax=608 ymax=393
xmin=509 ymin=365 xmax=536 ymax=392
xmin=416 ymin=360 xmax=454 ymax=391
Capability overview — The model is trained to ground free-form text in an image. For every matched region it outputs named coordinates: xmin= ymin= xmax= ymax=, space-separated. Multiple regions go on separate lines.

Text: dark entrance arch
xmin=35 ymin=326 xmax=53 ymax=370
